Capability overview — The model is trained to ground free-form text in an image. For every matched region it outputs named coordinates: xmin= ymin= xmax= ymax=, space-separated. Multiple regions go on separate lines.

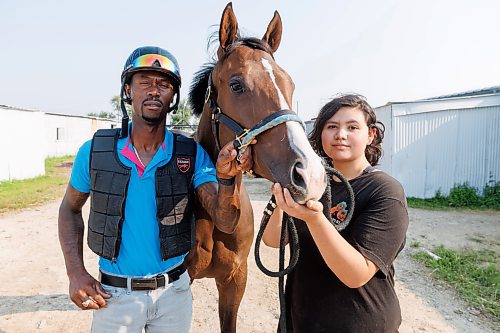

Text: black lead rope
xmin=254 ymin=166 xmax=355 ymax=333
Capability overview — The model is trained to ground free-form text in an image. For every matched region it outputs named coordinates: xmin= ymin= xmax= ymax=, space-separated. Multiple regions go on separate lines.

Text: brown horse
xmin=185 ymin=3 xmax=327 ymax=332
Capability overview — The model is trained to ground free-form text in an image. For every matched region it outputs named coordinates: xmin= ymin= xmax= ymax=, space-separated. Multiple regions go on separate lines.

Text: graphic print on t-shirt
xmin=331 ymin=201 xmax=348 ymax=225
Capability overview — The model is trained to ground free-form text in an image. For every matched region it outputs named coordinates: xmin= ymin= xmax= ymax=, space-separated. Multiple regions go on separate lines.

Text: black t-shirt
xmin=283 ymin=168 xmax=409 ymax=333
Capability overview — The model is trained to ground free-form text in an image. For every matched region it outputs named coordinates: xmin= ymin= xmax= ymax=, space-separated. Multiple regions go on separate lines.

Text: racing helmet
xmin=119 ymin=46 xmax=182 ymax=137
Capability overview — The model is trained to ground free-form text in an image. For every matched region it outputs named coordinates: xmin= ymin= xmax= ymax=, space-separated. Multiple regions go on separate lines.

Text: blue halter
xmin=204 ymin=72 xmax=305 ymax=162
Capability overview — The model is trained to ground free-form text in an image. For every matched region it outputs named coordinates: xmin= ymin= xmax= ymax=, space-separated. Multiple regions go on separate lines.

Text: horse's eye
xmin=229 ymin=80 xmax=244 ymax=94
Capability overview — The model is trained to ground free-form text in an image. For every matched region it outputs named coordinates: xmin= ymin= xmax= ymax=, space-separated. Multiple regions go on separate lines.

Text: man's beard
xmin=141 ymin=110 xmax=164 ymax=124
xmin=140 ymin=98 xmax=166 ymax=124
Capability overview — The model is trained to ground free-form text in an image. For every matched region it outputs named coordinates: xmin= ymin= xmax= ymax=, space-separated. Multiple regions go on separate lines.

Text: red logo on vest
xmin=177 ymin=157 xmax=191 ymax=173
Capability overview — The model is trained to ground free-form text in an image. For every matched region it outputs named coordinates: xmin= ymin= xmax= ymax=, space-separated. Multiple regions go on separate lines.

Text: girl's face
xmin=321 ymin=106 xmax=376 ymax=165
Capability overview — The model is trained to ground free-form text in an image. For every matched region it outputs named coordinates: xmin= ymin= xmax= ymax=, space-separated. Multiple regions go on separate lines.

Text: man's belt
xmin=99 ymin=264 xmax=187 ymax=291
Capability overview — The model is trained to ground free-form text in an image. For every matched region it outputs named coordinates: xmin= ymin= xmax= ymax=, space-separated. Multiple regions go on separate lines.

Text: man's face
xmin=126 ymin=70 xmax=175 ymax=125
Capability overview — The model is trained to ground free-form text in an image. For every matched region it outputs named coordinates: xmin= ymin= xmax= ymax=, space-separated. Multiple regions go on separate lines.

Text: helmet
xmin=121 ymin=46 xmax=181 ymax=87
xmin=119 ymin=46 xmax=182 ymax=137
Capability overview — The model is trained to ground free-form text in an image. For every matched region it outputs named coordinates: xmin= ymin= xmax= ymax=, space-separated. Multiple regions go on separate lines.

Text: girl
xmin=263 ymin=94 xmax=409 ymax=332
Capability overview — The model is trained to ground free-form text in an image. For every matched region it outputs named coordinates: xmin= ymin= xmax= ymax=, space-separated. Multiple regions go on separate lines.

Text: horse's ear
xmin=262 ymin=11 xmax=282 ymax=53
xmin=218 ymin=2 xmax=238 ymax=57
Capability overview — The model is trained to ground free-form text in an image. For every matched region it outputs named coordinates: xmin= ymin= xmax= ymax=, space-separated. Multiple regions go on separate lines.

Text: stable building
xmin=375 ymin=86 xmax=500 ymax=198
xmin=0 ymin=105 xmax=116 ymax=182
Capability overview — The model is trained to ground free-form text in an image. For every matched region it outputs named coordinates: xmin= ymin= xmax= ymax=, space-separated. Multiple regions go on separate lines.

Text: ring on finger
xmin=82 ymin=298 xmax=93 ymax=308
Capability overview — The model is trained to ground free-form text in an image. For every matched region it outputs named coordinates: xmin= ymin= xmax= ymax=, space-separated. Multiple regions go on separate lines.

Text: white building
xmin=0 ymin=105 xmax=116 ymax=182
xmin=375 ymin=87 xmax=500 ymax=198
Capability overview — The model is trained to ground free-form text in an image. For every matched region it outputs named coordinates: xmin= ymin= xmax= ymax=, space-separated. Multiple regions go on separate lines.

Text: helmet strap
xmin=169 ymin=87 xmax=180 ymax=113
xmin=120 ymin=86 xmax=130 ymax=138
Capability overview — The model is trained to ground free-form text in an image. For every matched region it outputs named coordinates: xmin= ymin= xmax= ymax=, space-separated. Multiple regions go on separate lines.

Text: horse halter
xmin=204 ymin=72 xmax=305 ymax=163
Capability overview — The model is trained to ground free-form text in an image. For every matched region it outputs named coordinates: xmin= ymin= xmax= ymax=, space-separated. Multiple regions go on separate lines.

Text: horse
xmin=185 ymin=3 xmax=327 ymax=332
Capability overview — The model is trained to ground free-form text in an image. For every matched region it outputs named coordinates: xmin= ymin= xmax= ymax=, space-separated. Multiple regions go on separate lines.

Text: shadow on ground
xmin=0 ymin=294 xmax=75 ymax=315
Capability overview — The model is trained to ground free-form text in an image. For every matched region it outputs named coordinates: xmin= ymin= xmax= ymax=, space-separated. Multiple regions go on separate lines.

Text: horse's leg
xmin=216 ymin=261 xmax=247 ymax=333
xmin=212 ymin=240 xmax=248 ymax=333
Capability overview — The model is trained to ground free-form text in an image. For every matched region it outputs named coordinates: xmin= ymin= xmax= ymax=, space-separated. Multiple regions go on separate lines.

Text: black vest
xmin=87 ymin=128 xmax=197 ymax=261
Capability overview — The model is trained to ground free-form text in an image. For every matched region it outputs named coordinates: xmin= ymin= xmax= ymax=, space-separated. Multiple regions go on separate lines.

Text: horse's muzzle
xmin=287 ymin=159 xmax=327 ymax=204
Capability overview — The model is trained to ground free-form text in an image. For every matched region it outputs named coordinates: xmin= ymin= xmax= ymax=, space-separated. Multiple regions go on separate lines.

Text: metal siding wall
xmin=375 ymin=105 xmax=393 ymax=175
xmin=424 ymin=111 xmax=459 ymax=197
xmin=393 ymin=115 xmax=427 ymax=197
xmin=455 ymin=107 xmax=500 ymax=192
xmin=486 ymin=107 xmax=500 ymax=185
xmin=455 ymin=109 xmax=483 ymax=191
xmin=392 ymin=105 xmax=500 ymax=198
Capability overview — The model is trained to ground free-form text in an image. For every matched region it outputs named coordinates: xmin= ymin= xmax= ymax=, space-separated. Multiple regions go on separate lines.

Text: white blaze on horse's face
xmin=286 ymin=122 xmax=327 ymax=202
xmin=261 ymin=59 xmax=327 ymax=203
xmin=261 ymin=59 xmax=289 ymax=109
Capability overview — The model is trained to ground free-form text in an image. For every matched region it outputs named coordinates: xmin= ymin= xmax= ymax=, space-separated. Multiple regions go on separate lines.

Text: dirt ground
xmin=0 ymin=176 xmax=498 ymax=333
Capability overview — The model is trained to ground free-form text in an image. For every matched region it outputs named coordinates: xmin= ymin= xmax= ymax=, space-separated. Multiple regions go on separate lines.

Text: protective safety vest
xmin=87 ymin=128 xmax=197 ymax=261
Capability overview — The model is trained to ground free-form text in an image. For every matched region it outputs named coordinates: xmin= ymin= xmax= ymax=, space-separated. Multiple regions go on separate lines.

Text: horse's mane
xmin=188 ymin=35 xmax=274 ymax=116
xmin=189 ymin=63 xmax=215 ymax=116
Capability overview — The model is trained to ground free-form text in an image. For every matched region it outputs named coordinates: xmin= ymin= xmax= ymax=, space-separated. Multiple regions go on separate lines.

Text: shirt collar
xmin=118 ymin=123 xmax=173 ymax=177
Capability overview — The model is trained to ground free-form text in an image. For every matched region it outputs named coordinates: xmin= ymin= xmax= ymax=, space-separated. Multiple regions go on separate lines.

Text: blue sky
xmin=1 ymin=0 xmax=499 ymax=121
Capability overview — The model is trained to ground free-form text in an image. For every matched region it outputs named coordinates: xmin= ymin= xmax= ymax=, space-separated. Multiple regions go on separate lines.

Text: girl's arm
xmin=272 ymin=183 xmax=378 ymax=288
xmin=261 ymin=203 xmax=286 ymax=248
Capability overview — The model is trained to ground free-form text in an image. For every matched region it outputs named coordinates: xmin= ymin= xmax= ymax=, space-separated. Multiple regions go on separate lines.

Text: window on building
xmin=56 ymin=127 xmax=64 ymax=141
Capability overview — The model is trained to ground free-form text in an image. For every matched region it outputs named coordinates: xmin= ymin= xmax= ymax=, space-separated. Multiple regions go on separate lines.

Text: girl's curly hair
xmin=309 ymin=94 xmax=385 ymax=166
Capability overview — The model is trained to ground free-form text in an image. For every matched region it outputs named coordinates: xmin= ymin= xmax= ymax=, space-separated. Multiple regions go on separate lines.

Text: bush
xmin=482 ymin=182 xmax=500 ymax=209
xmin=407 ymin=181 xmax=500 ymax=210
xmin=448 ymin=183 xmax=480 ymax=207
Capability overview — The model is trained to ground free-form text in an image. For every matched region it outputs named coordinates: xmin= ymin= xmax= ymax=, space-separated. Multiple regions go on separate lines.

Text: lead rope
xmin=254 ymin=165 xmax=355 ymax=333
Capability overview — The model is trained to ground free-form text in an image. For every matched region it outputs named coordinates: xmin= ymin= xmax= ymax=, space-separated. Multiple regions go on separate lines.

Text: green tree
xmin=170 ymin=99 xmax=198 ymax=130
xmin=111 ymin=95 xmax=132 ymax=118
xmin=87 ymin=111 xmax=116 ymax=119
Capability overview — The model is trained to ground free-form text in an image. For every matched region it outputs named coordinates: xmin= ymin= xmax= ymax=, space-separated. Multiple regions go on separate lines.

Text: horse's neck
xmin=195 ymin=109 xmax=219 ymax=163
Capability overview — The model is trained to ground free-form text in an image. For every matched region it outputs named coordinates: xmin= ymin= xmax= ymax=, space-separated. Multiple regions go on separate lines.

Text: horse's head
xmin=191 ymin=3 xmax=326 ymax=204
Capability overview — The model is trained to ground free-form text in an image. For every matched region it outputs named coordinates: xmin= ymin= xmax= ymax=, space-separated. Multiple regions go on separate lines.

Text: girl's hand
xmin=272 ymin=183 xmax=324 ymax=223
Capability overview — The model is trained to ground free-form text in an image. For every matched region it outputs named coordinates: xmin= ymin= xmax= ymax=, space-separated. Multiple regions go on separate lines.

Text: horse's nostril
xmin=291 ymin=162 xmax=306 ymax=190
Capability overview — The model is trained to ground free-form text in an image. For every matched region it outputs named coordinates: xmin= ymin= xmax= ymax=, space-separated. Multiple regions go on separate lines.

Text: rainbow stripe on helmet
xmin=124 ymin=53 xmax=180 ymax=81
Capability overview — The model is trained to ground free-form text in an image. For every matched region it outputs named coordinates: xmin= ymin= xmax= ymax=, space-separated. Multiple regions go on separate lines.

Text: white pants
xmin=91 ymin=270 xmax=192 ymax=333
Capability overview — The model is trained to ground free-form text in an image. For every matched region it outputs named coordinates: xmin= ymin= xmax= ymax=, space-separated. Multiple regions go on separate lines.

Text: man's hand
xmin=216 ymin=139 xmax=256 ymax=179
xmin=69 ymin=271 xmax=110 ymax=310
xmin=59 ymin=184 xmax=109 ymax=310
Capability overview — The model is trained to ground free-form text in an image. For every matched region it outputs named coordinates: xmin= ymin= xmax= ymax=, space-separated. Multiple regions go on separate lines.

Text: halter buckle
xmin=235 ymin=129 xmax=250 ymax=146
xmin=204 ymin=85 xmax=212 ymax=104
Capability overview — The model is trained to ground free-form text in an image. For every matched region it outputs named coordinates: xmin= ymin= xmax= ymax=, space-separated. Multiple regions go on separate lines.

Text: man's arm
xmin=196 ymin=140 xmax=254 ymax=234
xmin=196 ymin=179 xmax=241 ymax=234
xmin=58 ymin=184 xmax=109 ymax=309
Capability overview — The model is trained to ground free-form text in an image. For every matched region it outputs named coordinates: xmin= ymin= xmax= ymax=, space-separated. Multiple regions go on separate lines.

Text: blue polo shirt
xmin=70 ymin=126 xmax=217 ymax=277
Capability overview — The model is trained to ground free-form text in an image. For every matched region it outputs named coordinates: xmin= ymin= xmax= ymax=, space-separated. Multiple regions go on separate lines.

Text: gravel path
xmin=0 ymin=177 xmax=498 ymax=332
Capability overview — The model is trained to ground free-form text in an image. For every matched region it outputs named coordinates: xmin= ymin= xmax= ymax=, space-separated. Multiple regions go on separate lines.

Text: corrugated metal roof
xmin=0 ymin=104 xmax=39 ymax=112
xmin=383 ymin=85 xmax=500 ymax=105
xmin=1 ymin=104 xmax=115 ymax=121
xmin=45 ymin=112 xmax=115 ymax=121
xmin=424 ymin=85 xmax=500 ymax=100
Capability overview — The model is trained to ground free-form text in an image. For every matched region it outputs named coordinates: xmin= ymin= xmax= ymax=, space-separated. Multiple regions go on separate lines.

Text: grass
xmin=413 ymin=246 xmax=500 ymax=318
xmin=0 ymin=156 xmax=74 ymax=213
xmin=407 ymin=197 xmax=499 ymax=211
xmin=410 ymin=241 xmax=421 ymax=248
xmin=407 ymin=183 xmax=500 ymax=210
xmin=407 ymin=197 xmax=451 ymax=210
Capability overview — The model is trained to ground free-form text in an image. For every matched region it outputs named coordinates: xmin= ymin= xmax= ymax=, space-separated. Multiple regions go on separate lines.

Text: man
xmin=58 ymin=46 xmax=253 ymax=332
